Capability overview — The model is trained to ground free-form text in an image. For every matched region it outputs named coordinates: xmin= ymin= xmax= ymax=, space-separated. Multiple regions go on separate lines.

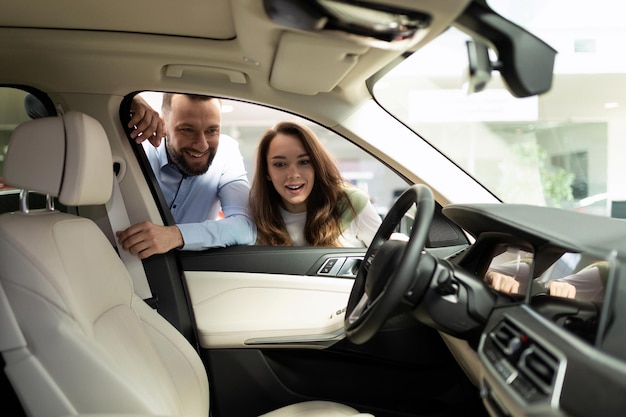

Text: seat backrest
xmin=0 ymin=112 xmax=209 ymax=417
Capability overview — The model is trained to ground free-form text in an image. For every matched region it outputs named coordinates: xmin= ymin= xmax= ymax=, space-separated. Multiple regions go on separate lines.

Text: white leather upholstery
xmin=0 ymin=113 xmax=372 ymax=417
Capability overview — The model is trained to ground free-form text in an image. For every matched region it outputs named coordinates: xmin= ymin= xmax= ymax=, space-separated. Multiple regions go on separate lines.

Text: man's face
xmin=164 ymin=95 xmax=221 ymax=176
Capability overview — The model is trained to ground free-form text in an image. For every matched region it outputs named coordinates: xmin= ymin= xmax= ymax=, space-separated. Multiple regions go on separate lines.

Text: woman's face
xmin=266 ymin=133 xmax=315 ymax=213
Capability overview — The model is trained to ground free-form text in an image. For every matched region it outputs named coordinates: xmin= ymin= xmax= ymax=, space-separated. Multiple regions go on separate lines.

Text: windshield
xmin=373 ymin=0 xmax=626 ymax=217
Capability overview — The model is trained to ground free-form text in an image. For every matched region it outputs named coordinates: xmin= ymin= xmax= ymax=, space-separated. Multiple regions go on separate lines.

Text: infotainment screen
xmin=535 ymin=252 xmax=607 ymax=303
xmin=486 ymin=248 xmax=610 ymax=345
xmin=532 ymin=251 xmax=611 ymax=345
xmin=485 ymin=246 xmax=534 ymax=296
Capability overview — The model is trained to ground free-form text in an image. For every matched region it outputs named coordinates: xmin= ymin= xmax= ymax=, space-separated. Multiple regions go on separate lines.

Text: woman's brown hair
xmin=250 ymin=121 xmax=355 ymax=246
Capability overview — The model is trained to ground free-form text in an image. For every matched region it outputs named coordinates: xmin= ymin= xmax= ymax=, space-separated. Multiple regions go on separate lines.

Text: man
xmin=116 ymin=93 xmax=256 ymax=259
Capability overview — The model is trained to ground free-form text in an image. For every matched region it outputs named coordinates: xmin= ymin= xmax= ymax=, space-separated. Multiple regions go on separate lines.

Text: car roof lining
xmin=0 ymin=0 xmax=236 ymax=40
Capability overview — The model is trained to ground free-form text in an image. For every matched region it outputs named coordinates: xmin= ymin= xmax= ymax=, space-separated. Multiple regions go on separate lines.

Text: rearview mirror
xmin=466 ymin=40 xmax=494 ymax=94
xmin=456 ymin=2 xmax=556 ymax=98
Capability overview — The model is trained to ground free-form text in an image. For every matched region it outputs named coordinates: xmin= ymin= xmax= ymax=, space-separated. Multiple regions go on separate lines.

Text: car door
xmin=122 ymin=94 xmax=485 ymax=417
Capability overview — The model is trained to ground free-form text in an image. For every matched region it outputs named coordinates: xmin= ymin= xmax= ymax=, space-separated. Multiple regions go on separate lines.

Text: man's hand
xmin=547 ymin=280 xmax=576 ymax=299
xmin=116 ymin=221 xmax=184 ymax=259
xmin=129 ymin=95 xmax=165 ymax=146
xmin=484 ymin=270 xmax=520 ymax=294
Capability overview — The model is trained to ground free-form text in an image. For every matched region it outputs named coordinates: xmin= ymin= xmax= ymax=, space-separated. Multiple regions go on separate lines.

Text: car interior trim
xmin=163 ymin=65 xmax=248 ymax=85
xmin=184 ymin=271 xmax=353 ymax=349
xmin=244 ymin=327 xmax=345 ymax=346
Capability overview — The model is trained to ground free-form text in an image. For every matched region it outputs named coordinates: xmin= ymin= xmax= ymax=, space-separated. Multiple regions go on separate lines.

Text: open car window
xmin=135 ymin=92 xmax=409 ymax=242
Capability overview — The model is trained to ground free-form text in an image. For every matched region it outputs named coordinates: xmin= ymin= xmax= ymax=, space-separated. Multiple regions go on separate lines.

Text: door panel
xmin=179 ymin=245 xmax=486 ymax=417
xmin=185 ymin=271 xmax=353 ymax=349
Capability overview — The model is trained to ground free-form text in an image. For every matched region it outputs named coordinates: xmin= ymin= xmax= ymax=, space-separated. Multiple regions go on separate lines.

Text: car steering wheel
xmin=344 ymin=184 xmax=435 ymax=344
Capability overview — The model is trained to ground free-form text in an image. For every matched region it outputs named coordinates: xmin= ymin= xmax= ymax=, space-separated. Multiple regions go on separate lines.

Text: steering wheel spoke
xmin=346 ymin=292 xmax=371 ymax=325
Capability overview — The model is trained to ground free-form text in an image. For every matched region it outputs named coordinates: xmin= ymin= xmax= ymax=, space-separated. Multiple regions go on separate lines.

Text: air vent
xmin=484 ymin=318 xmax=560 ymax=401
xmin=491 ymin=320 xmax=524 ymax=356
xmin=518 ymin=344 xmax=558 ymax=394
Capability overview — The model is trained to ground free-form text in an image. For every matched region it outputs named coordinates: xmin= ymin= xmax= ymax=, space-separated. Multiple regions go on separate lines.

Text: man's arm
xmin=176 ymin=179 xmax=256 ymax=249
xmin=116 ymin=180 xmax=256 ymax=256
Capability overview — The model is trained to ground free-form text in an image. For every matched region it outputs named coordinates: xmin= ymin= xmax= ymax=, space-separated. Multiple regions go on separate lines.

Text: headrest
xmin=4 ymin=111 xmax=113 ymax=206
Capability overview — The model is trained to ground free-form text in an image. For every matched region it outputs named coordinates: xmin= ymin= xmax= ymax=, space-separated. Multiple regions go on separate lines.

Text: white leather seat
xmin=0 ymin=112 xmax=373 ymax=417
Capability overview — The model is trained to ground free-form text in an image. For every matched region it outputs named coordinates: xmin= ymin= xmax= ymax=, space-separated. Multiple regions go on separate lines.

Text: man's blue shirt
xmin=143 ymin=135 xmax=256 ymax=249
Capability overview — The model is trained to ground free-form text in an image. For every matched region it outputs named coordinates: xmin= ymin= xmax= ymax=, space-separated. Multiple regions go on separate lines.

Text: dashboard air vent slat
xmin=518 ymin=344 xmax=558 ymax=393
xmin=491 ymin=320 xmax=523 ymax=355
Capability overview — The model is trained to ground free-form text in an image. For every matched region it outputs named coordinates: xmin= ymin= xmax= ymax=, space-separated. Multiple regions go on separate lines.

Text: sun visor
xmin=270 ymin=31 xmax=368 ymax=95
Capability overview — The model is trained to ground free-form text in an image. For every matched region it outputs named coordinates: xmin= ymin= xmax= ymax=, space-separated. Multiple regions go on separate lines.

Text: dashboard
xmin=436 ymin=203 xmax=626 ymax=417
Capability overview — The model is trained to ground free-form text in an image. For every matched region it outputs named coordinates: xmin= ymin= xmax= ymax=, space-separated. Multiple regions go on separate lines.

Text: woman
xmin=250 ymin=121 xmax=381 ymax=247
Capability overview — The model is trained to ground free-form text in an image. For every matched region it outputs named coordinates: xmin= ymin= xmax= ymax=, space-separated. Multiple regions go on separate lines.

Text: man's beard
xmin=166 ymin=140 xmax=217 ymax=176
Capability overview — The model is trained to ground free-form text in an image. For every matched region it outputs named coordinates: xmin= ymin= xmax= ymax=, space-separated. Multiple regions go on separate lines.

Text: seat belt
xmin=51 ymin=105 xmax=152 ymax=302
xmin=105 ymin=171 xmax=153 ymax=301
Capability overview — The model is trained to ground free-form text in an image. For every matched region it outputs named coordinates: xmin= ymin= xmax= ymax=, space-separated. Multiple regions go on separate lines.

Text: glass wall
xmin=373 ymin=0 xmax=626 ymax=217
